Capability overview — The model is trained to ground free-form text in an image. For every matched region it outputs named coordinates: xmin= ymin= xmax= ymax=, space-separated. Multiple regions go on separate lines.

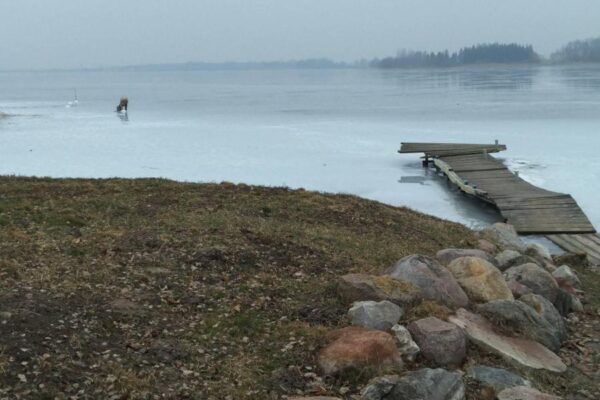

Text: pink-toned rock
xmin=407 ymin=317 xmax=466 ymax=367
xmin=478 ymin=239 xmax=498 ymax=254
xmin=387 ymin=255 xmax=468 ymax=309
xmin=447 ymin=257 xmax=513 ymax=303
xmin=497 ymin=386 xmax=561 ymax=400
xmin=507 ymin=279 xmax=532 ymax=298
xmin=448 ymin=309 xmax=566 ymax=373
xmin=318 ymin=327 xmax=402 ymax=375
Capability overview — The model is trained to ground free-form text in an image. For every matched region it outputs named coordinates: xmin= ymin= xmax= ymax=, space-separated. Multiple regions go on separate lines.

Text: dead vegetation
xmin=0 ymin=177 xmax=475 ymax=399
xmin=1 ymin=177 xmax=598 ymax=399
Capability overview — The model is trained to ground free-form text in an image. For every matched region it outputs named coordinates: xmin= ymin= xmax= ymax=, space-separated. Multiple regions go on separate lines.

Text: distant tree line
xmin=551 ymin=37 xmax=600 ymax=63
xmin=373 ymin=43 xmax=540 ymax=68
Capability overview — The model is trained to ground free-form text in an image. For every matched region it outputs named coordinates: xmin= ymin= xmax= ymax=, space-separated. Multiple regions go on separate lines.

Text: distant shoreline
xmin=1 ymin=61 xmax=600 ymax=75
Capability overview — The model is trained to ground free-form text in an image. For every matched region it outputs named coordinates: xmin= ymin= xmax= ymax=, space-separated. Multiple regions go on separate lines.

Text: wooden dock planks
xmin=547 ymin=234 xmax=600 ymax=265
xmin=399 ymin=142 xmax=507 ymax=157
xmin=400 ymin=142 xmax=596 ymax=235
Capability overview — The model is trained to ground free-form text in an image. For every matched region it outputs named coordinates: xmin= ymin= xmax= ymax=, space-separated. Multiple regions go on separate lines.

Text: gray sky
xmin=1 ymin=0 xmax=598 ymax=69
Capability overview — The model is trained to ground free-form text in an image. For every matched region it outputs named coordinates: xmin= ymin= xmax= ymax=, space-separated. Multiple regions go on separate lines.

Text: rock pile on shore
xmin=296 ymin=223 xmax=586 ymax=400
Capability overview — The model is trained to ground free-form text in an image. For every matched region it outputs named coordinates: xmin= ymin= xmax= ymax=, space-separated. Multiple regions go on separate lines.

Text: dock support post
xmin=422 ymin=155 xmax=429 ymax=167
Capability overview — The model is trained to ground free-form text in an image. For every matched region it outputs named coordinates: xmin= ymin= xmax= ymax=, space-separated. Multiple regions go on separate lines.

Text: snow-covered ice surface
xmin=1 ymin=65 xmax=600 ymax=230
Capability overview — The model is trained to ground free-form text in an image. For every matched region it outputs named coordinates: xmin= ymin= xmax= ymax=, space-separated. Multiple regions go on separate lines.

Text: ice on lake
xmin=1 ymin=65 xmax=600 ymax=230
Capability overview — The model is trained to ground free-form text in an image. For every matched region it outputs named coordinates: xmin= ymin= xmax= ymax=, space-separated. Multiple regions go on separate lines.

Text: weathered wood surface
xmin=400 ymin=142 xmax=595 ymax=235
xmin=399 ymin=142 xmax=507 ymax=156
xmin=547 ymin=234 xmax=600 ymax=265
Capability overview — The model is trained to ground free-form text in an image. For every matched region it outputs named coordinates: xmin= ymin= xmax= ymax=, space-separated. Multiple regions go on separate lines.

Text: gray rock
xmin=495 ymin=250 xmax=530 ymax=271
xmin=552 ymin=265 xmax=581 ymax=289
xmin=571 ymin=295 xmax=583 ymax=312
xmin=391 ymin=324 xmax=420 ymax=361
xmin=289 ymin=397 xmax=341 ymax=400
xmin=360 ymin=375 xmax=400 ymax=400
xmin=525 ymin=243 xmax=552 ymax=262
xmin=386 ymin=368 xmax=465 ymax=400
xmin=466 ymin=365 xmax=531 ymax=393
xmin=387 ymin=255 xmax=469 ymax=309
xmin=497 ymin=386 xmax=561 ymax=400
xmin=407 ymin=317 xmax=466 ymax=367
xmin=504 ymin=263 xmax=559 ymax=303
xmin=553 ymin=288 xmax=583 ymax=316
xmin=477 ymin=300 xmax=562 ymax=352
xmin=349 ymin=300 xmax=403 ymax=331
xmin=519 ymin=293 xmax=567 ymax=342
xmin=480 ymin=223 xmax=526 ymax=252
xmin=436 ymin=248 xmax=496 ymax=267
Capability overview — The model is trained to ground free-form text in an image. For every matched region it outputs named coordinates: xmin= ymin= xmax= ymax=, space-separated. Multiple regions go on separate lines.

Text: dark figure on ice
xmin=116 ymin=97 xmax=128 ymax=113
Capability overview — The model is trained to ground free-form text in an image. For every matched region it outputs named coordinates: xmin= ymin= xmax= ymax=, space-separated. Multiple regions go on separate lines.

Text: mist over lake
xmin=1 ymin=65 xmax=600 ymax=229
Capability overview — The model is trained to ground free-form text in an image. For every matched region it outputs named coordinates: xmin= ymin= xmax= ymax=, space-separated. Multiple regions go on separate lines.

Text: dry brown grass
xmin=0 ymin=176 xmax=475 ymax=399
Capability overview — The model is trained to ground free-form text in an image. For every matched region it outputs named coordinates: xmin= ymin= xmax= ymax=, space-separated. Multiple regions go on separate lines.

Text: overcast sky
xmin=0 ymin=0 xmax=598 ymax=70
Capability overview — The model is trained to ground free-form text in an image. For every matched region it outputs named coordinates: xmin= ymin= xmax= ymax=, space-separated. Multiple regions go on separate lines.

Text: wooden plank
xmin=399 ymin=142 xmax=506 ymax=155
xmin=547 ymin=234 xmax=600 ymax=265
xmin=548 ymin=235 xmax=600 ymax=259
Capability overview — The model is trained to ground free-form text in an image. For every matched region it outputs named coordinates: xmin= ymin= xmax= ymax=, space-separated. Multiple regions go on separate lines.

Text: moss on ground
xmin=0 ymin=176 xmax=475 ymax=399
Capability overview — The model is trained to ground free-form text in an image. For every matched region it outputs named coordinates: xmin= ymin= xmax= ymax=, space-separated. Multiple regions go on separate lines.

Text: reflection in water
xmin=456 ymin=67 xmax=538 ymax=90
xmin=400 ymin=162 xmax=503 ymax=229
xmin=557 ymin=65 xmax=600 ymax=89
xmin=399 ymin=175 xmax=428 ymax=185
xmin=117 ymin=112 xmax=129 ymax=123
xmin=379 ymin=66 xmax=539 ymax=91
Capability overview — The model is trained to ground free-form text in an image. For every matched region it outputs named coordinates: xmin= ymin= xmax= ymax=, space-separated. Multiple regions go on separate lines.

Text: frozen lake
xmin=1 ymin=65 xmax=600 ymax=230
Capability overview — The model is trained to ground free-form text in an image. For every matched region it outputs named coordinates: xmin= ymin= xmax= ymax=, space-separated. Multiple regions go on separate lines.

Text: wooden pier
xmin=400 ymin=141 xmax=600 ymax=264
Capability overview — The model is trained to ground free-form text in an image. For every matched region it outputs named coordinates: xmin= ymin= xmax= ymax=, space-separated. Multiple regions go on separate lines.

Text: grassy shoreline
xmin=0 ymin=176 xmax=475 ymax=399
xmin=1 ymin=176 xmax=598 ymax=399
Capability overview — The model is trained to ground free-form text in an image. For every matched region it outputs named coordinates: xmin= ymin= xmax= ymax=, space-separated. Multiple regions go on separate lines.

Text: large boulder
xmin=525 ymin=242 xmax=552 ymax=262
xmin=478 ymin=239 xmax=498 ymax=254
xmin=318 ymin=327 xmax=402 ymax=375
xmin=348 ymin=300 xmax=403 ymax=331
xmin=466 ymin=365 xmax=531 ymax=394
xmin=497 ymin=386 xmax=561 ymax=400
xmin=553 ymin=288 xmax=582 ymax=316
xmin=337 ymin=274 xmax=422 ymax=307
xmin=386 ymin=368 xmax=465 ymax=400
xmin=495 ymin=250 xmax=531 ymax=271
xmin=504 ymin=263 xmax=559 ymax=303
xmin=447 ymin=257 xmax=513 ymax=303
xmin=436 ymin=248 xmax=496 ymax=267
xmin=391 ymin=324 xmax=420 ymax=361
xmin=407 ymin=317 xmax=466 ymax=367
xmin=506 ymin=279 xmax=532 ymax=298
xmin=448 ymin=309 xmax=566 ymax=373
xmin=477 ymin=300 xmax=562 ymax=352
xmin=361 ymin=375 xmax=400 ymax=400
xmin=519 ymin=293 xmax=567 ymax=342
xmin=552 ymin=265 xmax=581 ymax=290
xmin=479 ymin=223 xmax=526 ymax=252
xmin=387 ymin=255 xmax=468 ymax=309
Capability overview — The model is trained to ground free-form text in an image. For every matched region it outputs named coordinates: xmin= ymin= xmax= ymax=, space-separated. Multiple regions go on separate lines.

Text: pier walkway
xmin=399 ymin=142 xmax=596 ymax=235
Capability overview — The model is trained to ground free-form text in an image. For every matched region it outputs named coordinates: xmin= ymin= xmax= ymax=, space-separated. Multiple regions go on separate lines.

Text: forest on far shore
xmin=373 ymin=37 xmax=600 ymax=68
